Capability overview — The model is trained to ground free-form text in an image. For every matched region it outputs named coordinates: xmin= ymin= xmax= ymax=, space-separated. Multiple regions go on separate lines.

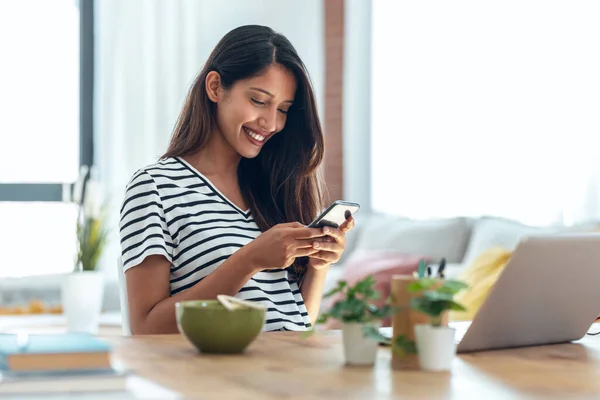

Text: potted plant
xmin=406 ymin=278 xmax=468 ymax=371
xmin=61 ymin=167 xmax=110 ymax=333
xmin=312 ymin=275 xmax=395 ymax=366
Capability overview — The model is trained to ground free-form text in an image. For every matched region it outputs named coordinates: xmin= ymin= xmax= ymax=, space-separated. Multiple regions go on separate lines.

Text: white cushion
xmin=462 ymin=217 xmax=555 ymax=267
xmin=337 ymin=212 xmax=406 ymax=263
xmin=352 ymin=216 xmax=472 ymax=263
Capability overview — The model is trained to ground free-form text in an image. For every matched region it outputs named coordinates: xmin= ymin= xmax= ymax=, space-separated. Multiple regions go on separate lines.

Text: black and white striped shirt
xmin=119 ymin=157 xmax=311 ymax=331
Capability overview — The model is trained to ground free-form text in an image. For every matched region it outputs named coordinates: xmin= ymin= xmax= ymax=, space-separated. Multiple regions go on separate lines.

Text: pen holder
xmin=390 ymin=275 xmax=448 ymax=370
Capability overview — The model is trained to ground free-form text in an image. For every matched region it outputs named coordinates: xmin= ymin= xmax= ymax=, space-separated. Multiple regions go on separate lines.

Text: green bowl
xmin=175 ymin=300 xmax=266 ymax=354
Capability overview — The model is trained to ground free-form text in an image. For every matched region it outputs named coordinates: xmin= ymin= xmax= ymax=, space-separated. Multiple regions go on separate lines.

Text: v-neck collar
xmin=175 ymin=157 xmax=252 ymax=219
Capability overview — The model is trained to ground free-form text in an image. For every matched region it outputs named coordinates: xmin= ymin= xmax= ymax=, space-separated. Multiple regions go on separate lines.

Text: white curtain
xmin=94 ymin=0 xmax=324 ymax=278
xmin=371 ymin=0 xmax=600 ymax=227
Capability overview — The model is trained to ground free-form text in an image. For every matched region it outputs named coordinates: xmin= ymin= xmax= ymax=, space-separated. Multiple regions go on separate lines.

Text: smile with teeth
xmin=243 ymin=126 xmax=266 ymax=142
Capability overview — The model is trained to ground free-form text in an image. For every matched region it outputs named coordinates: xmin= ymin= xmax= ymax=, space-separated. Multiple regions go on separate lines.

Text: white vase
xmin=414 ymin=324 xmax=457 ymax=371
xmin=341 ymin=322 xmax=379 ymax=366
xmin=61 ymin=271 xmax=104 ymax=334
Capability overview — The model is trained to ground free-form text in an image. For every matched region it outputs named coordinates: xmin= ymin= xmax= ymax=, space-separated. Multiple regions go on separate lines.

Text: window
xmin=0 ymin=0 xmax=94 ymax=277
xmin=371 ymin=1 xmax=600 ymax=226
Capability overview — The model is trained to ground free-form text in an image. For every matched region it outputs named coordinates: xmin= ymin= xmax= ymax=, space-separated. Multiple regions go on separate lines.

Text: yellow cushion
xmin=449 ymin=247 xmax=512 ymax=321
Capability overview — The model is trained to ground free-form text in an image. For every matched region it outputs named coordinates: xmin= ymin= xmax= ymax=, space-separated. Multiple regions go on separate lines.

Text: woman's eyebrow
xmin=249 ymin=87 xmax=293 ymax=104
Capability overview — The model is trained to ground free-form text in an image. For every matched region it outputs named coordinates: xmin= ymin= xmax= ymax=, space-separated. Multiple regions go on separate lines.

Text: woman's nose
xmin=259 ymin=108 xmax=278 ymax=133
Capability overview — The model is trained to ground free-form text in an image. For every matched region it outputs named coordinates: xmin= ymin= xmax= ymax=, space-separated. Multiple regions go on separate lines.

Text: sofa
xmin=322 ymin=212 xmax=600 ymax=300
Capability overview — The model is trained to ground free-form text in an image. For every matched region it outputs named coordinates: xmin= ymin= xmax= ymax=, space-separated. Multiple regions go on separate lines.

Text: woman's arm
xmin=126 ymin=250 xmax=258 ymax=335
xmin=300 ymin=264 xmax=330 ymax=325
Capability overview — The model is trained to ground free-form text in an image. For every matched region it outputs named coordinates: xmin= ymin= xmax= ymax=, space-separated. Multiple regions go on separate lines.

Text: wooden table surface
xmin=107 ymin=329 xmax=600 ymax=400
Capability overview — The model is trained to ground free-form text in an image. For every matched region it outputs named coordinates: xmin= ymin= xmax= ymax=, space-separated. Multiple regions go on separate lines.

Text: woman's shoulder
xmin=121 ymin=157 xmax=192 ymax=218
xmin=125 ymin=157 xmax=190 ymax=188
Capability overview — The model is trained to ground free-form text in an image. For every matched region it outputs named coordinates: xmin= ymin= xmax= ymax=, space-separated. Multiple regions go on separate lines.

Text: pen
xmin=417 ymin=259 xmax=427 ymax=278
xmin=437 ymin=258 xmax=446 ymax=279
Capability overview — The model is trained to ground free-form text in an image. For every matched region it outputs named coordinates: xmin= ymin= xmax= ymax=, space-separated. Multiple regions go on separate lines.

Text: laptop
xmin=380 ymin=233 xmax=600 ymax=353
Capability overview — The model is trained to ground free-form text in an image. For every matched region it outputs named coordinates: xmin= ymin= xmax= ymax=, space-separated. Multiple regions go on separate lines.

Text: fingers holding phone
xmin=244 ymin=222 xmax=325 ymax=271
xmin=340 ymin=215 xmax=355 ymax=233
xmin=243 ymin=201 xmax=359 ymax=272
xmin=308 ymin=216 xmax=355 ymax=270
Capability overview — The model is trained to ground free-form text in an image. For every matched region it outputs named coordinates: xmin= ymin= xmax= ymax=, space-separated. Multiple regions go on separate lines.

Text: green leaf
xmin=422 ymin=291 xmax=454 ymax=302
xmin=405 ymin=276 xmax=469 ymax=325
xmin=446 ymin=300 xmax=467 ymax=312
xmin=353 ymin=275 xmax=376 ymax=295
xmin=362 ymin=325 xmax=387 ymax=341
xmin=406 ymin=278 xmax=437 ymax=292
xmin=409 ymin=297 xmax=443 ymax=318
xmin=393 ymin=334 xmax=417 ymax=355
xmin=323 ymin=280 xmax=347 ymax=298
xmin=316 ymin=313 xmax=329 ymax=324
xmin=76 ymin=211 xmax=110 ymax=272
xmin=438 ymin=280 xmax=469 ymax=294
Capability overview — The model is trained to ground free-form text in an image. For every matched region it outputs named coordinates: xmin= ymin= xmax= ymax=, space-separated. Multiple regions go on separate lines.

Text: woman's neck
xmin=185 ymin=130 xmax=241 ymax=179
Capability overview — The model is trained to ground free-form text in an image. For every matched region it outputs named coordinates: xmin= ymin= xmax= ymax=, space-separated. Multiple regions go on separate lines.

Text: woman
xmin=119 ymin=25 xmax=354 ymax=334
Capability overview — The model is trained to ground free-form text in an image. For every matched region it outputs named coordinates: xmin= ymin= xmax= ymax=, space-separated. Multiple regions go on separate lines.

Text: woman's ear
xmin=205 ymin=71 xmax=221 ymax=103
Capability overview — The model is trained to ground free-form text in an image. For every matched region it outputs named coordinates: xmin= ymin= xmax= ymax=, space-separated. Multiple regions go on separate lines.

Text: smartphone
xmin=308 ymin=200 xmax=360 ymax=228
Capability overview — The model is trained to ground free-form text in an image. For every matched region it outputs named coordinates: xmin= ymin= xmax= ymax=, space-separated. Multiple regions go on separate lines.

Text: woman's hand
xmin=308 ymin=216 xmax=355 ymax=270
xmin=243 ymin=222 xmax=325 ymax=271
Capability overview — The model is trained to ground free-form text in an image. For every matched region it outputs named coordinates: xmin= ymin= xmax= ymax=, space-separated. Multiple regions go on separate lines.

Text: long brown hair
xmin=163 ymin=25 xmax=326 ymax=276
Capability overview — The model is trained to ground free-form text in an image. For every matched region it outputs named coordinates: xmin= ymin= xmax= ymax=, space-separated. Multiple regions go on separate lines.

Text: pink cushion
xmin=322 ymin=250 xmax=428 ymax=328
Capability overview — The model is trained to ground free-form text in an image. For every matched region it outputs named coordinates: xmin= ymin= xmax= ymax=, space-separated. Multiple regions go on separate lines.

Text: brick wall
xmin=323 ymin=0 xmax=344 ymax=202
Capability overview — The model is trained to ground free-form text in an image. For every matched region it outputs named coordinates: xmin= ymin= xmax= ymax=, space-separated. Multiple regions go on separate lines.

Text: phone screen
xmin=309 ymin=201 xmax=360 ymax=228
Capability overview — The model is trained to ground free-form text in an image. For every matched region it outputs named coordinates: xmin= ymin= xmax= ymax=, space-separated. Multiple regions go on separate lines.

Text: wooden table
xmin=107 ymin=329 xmax=600 ymax=399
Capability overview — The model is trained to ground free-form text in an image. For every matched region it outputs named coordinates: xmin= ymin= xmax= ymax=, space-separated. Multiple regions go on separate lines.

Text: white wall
xmin=369 ymin=1 xmax=600 ymax=224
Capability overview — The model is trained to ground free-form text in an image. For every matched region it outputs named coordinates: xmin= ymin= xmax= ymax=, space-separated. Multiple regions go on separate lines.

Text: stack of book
xmin=0 ymin=332 xmax=127 ymax=396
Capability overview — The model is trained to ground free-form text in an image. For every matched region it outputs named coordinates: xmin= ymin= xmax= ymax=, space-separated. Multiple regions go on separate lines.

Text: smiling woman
xmin=119 ymin=25 xmax=354 ymax=335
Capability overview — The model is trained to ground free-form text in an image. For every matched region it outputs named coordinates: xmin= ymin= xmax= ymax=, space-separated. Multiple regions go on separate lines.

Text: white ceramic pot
xmin=61 ymin=271 xmax=104 ymax=334
xmin=341 ymin=322 xmax=379 ymax=366
xmin=414 ymin=324 xmax=457 ymax=371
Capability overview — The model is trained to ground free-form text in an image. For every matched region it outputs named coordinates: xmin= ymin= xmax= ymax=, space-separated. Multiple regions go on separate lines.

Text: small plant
xmin=407 ymin=278 xmax=469 ymax=326
xmin=74 ymin=175 xmax=110 ymax=272
xmin=308 ymin=275 xmax=396 ymax=340
xmin=75 ymin=208 xmax=109 ymax=272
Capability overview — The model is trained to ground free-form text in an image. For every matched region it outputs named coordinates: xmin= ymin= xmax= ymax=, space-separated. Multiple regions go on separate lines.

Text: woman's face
xmin=209 ymin=63 xmax=297 ymax=159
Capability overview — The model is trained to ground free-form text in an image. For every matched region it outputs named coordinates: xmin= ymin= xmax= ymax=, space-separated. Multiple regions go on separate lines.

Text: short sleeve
xmin=119 ymin=170 xmax=174 ymax=272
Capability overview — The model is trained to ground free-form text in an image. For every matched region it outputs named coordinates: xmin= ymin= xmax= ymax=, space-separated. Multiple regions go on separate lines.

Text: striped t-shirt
xmin=119 ymin=156 xmax=311 ymax=331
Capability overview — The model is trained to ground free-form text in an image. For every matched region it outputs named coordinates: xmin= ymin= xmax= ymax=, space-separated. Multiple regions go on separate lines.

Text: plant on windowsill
xmin=74 ymin=199 xmax=109 ymax=273
xmin=62 ymin=166 xmax=111 ymax=334
xmin=406 ymin=278 xmax=469 ymax=371
xmin=306 ymin=275 xmax=397 ymax=367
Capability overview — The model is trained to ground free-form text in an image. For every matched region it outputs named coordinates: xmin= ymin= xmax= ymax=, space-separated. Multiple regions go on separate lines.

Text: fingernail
xmin=313 ymin=241 xmax=320 ymax=248
xmin=323 ymin=227 xmax=329 ymax=234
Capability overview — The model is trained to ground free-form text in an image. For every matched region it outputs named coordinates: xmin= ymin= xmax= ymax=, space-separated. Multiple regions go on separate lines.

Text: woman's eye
xmin=251 ymin=98 xmax=265 ymax=106
xmin=278 ymin=109 xmax=288 ymax=115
